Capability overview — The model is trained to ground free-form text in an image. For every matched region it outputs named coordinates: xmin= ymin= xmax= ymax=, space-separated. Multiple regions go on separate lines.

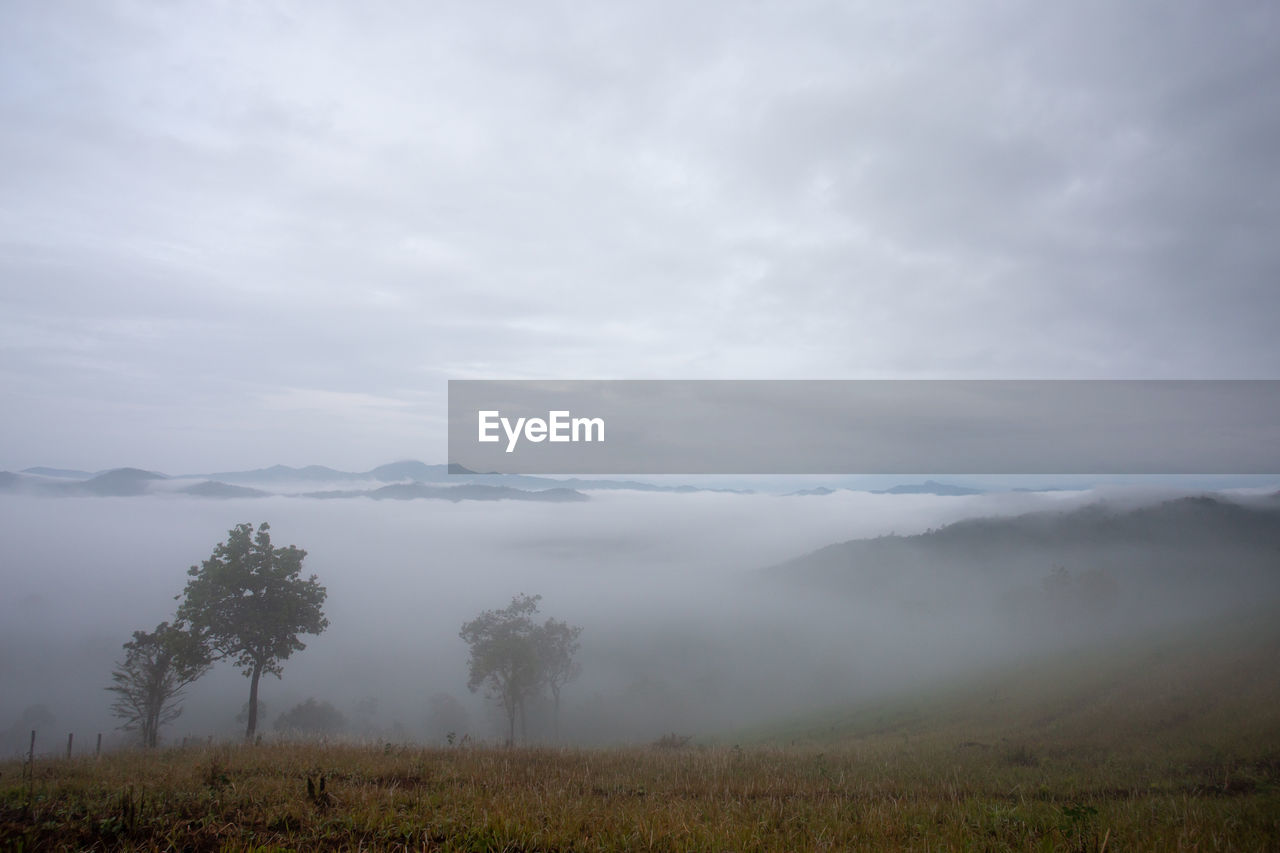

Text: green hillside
xmin=746 ymin=602 xmax=1280 ymax=781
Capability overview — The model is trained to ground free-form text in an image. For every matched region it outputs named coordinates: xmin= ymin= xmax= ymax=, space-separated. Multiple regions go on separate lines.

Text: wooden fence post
xmin=66 ymin=732 xmax=74 ymax=759
xmin=26 ymin=730 xmax=35 ymax=805
xmin=96 ymin=732 xmax=103 ymax=757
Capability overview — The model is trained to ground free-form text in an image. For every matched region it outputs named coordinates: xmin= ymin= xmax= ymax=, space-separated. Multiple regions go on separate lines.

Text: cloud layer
xmin=2 ymin=1 xmax=1277 ymax=470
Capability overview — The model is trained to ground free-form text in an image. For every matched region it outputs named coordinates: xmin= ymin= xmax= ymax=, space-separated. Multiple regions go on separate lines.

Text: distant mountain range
xmin=197 ymin=461 xmax=756 ymax=495
xmin=786 ymin=486 xmax=838 ymax=497
xmin=1 ymin=467 xmax=174 ymax=497
xmin=300 ymin=483 xmax=589 ymax=503
xmin=871 ymin=480 xmax=984 ymax=496
xmin=10 ymin=462 xmax=1254 ymax=503
xmin=20 ymin=466 xmax=100 ymax=479
xmin=0 ymin=465 xmax=592 ymax=503
xmin=0 ymin=461 xmax=763 ymax=502
xmin=2 ymin=461 xmax=1013 ymax=497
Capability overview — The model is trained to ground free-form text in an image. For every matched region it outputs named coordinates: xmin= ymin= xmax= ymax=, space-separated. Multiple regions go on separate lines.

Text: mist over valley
xmin=3 ymin=471 xmax=1276 ymax=754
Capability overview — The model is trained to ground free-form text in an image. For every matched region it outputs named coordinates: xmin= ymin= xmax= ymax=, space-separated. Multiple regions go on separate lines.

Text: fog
xmin=1 ymin=485 xmax=1273 ymax=754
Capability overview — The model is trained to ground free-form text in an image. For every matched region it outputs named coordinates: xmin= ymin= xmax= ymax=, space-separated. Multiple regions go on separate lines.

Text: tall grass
xmin=6 ymin=609 xmax=1279 ymax=850
xmin=3 ymin=734 xmax=1277 ymax=851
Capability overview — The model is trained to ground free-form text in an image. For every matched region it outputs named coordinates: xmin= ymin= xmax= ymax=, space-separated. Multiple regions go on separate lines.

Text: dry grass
xmin=2 ymin=732 xmax=1277 ymax=851
xmin=4 ymin=609 xmax=1279 ymax=851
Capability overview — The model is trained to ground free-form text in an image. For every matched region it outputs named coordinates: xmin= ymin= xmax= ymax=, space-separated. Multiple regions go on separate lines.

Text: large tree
xmin=176 ymin=522 xmax=328 ymax=740
xmin=106 ymin=621 xmax=210 ymax=747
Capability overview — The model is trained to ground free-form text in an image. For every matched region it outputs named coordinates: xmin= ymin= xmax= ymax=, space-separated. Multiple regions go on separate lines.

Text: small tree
xmin=459 ymin=593 xmax=543 ymax=744
xmin=274 ymin=698 xmax=346 ymax=736
xmin=176 ymin=523 xmax=328 ymax=740
xmin=459 ymin=594 xmax=582 ymax=744
xmin=106 ymin=621 xmax=210 ymax=747
xmin=535 ymin=617 xmax=582 ymax=741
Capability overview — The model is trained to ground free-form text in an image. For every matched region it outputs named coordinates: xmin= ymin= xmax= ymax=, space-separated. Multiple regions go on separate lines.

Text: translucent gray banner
xmin=447 ymin=380 xmax=1280 ymax=474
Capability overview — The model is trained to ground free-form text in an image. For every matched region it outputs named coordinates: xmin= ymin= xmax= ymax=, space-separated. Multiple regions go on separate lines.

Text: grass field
xmin=4 ymin=608 xmax=1279 ymax=851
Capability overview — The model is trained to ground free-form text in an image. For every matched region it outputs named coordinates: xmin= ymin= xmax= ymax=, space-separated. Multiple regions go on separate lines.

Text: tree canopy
xmin=459 ymin=594 xmax=582 ymax=744
xmin=535 ymin=616 xmax=582 ymax=741
xmin=176 ymin=522 xmax=328 ymax=740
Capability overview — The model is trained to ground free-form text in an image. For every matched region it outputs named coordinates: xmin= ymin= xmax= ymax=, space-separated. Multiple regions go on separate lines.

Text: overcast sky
xmin=2 ymin=1 xmax=1278 ymax=472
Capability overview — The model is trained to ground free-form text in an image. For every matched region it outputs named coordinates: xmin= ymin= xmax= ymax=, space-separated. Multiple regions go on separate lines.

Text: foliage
xmin=273 ymin=699 xmax=346 ymax=736
xmin=458 ymin=594 xmax=583 ymax=743
xmin=535 ymin=616 xmax=583 ymax=740
xmin=176 ymin=522 xmax=328 ymax=740
xmin=105 ymin=621 xmax=210 ymax=748
xmin=459 ymin=593 xmax=543 ymax=744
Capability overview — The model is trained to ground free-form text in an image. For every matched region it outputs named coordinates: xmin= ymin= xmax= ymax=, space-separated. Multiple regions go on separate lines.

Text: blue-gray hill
xmin=766 ymin=496 xmax=1280 ymax=611
xmin=179 ymin=480 xmax=271 ymax=498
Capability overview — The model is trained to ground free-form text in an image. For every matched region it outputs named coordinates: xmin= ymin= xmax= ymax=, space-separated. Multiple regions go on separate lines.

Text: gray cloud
xmin=1 ymin=0 xmax=1277 ymax=470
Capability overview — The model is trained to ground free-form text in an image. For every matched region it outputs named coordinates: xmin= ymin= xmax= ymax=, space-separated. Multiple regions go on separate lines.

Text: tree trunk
xmin=146 ymin=689 xmax=161 ymax=747
xmin=552 ymin=688 xmax=561 ymax=743
xmin=145 ymin=714 xmax=157 ymax=748
xmin=245 ymin=663 xmax=262 ymax=741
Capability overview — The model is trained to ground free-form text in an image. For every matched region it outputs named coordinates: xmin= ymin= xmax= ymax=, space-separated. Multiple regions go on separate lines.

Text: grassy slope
xmin=746 ymin=603 xmax=1280 ymax=764
xmin=3 ymin=607 xmax=1278 ymax=851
